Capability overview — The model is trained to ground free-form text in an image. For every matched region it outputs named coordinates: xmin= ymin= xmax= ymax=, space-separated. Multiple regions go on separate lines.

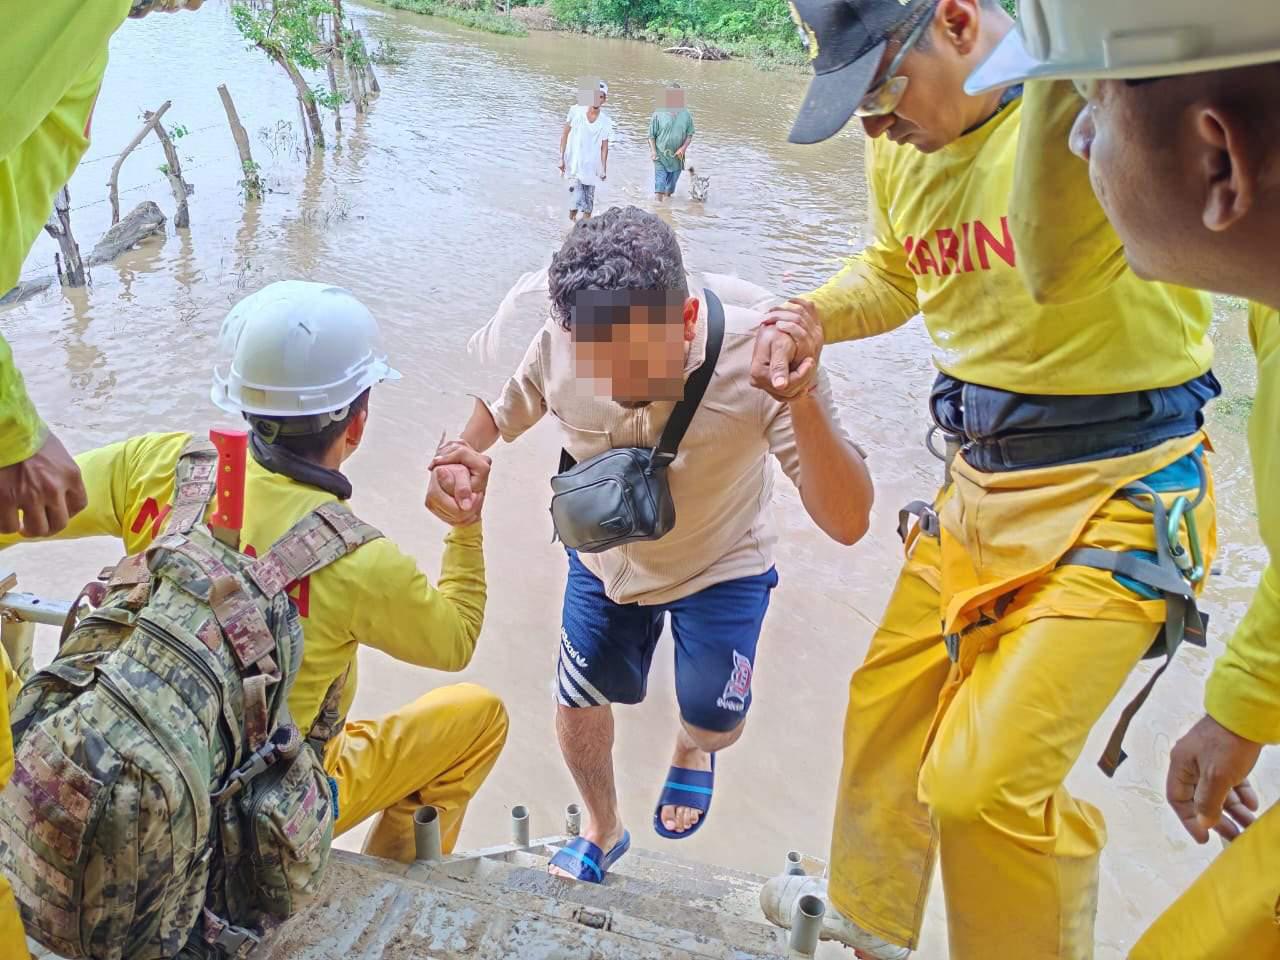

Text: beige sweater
xmin=486 ymin=273 xmax=857 ymax=605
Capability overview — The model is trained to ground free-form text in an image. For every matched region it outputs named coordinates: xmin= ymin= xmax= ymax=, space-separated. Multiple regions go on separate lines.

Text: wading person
xmin=433 ymin=206 xmax=872 ymax=883
xmin=649 ymin=83 xmax=695 ymax=200
xmin=966 ymin=3 xmax=1280 ymax=955
xmin=3 ymin=281 xmax=508 ymax=865
xmin=558 ymin=80 xmax=612 ymax=222
xmin=754 ymin=1 xmax=1222 ymax=957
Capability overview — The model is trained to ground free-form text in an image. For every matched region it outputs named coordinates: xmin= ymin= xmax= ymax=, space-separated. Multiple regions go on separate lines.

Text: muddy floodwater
xmin=3 ymin=4 xmax=1273 ymax=957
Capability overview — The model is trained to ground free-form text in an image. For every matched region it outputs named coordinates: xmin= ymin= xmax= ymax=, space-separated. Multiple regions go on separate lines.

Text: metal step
xmin=414 ymin=843 xmax=787 ymax=955
xmin=257 ymin=846 xmax=794 ymax=960
xmin=27 ymin=843 xmax=802 ymax=960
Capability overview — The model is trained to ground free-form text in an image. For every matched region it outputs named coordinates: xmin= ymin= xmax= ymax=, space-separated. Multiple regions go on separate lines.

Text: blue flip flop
xmin=548 ymin=830 xmax=631 ymax=884
xmin=653 ymin=754 xmax=716 ymax=840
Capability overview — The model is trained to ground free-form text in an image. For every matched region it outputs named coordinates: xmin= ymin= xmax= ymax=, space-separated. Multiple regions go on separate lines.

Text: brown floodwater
xmin=3 ymin=4 xmax=1272 ymax=956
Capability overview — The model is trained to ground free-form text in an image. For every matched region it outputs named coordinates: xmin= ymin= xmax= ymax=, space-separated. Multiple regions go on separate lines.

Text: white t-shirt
xmin=563 ymin=105 xmax=612 ymax=187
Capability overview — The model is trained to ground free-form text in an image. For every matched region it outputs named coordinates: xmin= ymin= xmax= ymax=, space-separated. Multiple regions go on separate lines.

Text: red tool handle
xmin=209 ymin=428 xmax=248 ymax=533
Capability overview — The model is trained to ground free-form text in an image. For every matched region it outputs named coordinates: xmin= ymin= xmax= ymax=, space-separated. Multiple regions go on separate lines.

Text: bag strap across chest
xmin=651 ymin=288 xmax=725 ymax=467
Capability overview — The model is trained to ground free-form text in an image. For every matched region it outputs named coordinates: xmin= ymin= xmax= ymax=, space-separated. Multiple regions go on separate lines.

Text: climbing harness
xmin=896 ymin=426 xmax=961 ymax=543
xmin=1059 ymin=453 xmax=1210 ymax=776
xmin=899 ymin=428 xmax=1211 ymax=777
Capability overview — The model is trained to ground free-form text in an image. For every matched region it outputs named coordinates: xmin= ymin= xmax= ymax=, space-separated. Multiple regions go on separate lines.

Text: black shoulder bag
xmin=549 ymin=289 xmax=725 ymax=554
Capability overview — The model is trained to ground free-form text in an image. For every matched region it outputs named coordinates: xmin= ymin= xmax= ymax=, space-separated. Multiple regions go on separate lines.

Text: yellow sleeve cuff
xmin=1206 ymin=563 xmax=1280 ymax=744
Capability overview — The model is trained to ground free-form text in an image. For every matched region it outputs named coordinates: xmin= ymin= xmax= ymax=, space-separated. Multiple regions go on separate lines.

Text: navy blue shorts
xmin=558 ymin=550 xmax=779 ymax=732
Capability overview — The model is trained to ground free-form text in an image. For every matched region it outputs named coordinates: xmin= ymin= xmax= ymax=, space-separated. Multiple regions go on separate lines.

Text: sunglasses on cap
xmin=854 ymin=4 xmax=935 ymax=119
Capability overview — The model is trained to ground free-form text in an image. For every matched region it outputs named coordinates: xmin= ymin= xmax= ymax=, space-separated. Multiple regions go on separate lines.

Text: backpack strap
xmin=163 ymin=438 xmax=220 ymax=536
xmin=246 ymin=502 xmax=384 ymax=598
xmin=306 ymin=665 xmax=350 ymax=754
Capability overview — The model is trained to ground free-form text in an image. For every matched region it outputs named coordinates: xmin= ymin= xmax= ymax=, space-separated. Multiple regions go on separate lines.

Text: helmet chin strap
xmin=246 ymin=405 xmax=351 ymax=444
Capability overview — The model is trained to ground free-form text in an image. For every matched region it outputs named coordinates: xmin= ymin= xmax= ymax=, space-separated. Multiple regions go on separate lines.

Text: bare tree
xmin=43 ymin=187 xmax=87 ymax=287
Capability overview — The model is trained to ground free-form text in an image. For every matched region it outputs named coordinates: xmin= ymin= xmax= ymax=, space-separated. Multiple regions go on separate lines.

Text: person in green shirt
xmin=648 ymin=83 xmax=695 ymax=200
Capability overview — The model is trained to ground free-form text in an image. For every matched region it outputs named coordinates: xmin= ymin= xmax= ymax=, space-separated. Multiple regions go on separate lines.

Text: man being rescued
xmin=756 ymin=1 xmax=1220 ymax=958
xmin=967 ymin=2 xmax=1280 ymax=955
xmin=2 ymin=280 xmax=508 ymax=866
xmin=429 ymin=206 xmax=873 ymax=883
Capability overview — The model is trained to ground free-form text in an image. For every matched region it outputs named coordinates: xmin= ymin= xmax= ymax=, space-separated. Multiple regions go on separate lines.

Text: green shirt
xmin=649 ymin=109 xmax=695 ymax=172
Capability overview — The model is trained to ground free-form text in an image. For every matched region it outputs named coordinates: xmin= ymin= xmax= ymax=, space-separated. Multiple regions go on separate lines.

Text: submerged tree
xmin=232 ymin=0 xmax=342 ymax=150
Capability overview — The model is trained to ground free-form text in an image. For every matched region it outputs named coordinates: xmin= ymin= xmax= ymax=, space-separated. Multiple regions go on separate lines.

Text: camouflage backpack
xmin=0 ymin=439 xmax=382 ymax=960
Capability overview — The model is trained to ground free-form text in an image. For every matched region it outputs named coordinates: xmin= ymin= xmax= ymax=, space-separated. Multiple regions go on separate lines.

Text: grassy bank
xmin=373 ymin=0 xmax=529 ymax=37
xmin=370 ymin=0 xmax=1016 ymax=68
xmin=368 ymin=0 xmax=805 ymax=66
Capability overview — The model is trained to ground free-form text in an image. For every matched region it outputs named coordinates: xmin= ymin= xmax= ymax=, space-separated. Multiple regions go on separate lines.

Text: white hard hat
xmin=967 ymin=0 xmax=1280 ymax=93
xmin=211 ymin=280 xmax=400 ymax=421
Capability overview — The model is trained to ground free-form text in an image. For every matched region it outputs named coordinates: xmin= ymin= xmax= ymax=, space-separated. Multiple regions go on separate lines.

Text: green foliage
xmin=232 ymin=0 xmax=336 ymax=68
xmin=373 ymin=0 xmax=529 ymax=36
xmin=240 ymin=159 xmax=266 ymax=200
xmin=549 ymin=0 xmax=802 ymax=60
xmin=312 ymin=82 xmax=344 ymax=109
xmin=169 ymin=123 xmax=190 ymax=140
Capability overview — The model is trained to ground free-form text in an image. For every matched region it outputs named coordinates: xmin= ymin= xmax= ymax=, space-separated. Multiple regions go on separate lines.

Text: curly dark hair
xmin=548 ymin=206 xmax=689 ymax=331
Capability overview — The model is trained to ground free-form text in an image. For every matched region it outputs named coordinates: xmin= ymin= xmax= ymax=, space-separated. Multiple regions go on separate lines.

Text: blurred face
xmin=578 ymin=80 xmax=607 ymax=110
xmin=571 ymin=291 xmax=698 ymax=405
xmin=858 ymin=0 xmax=1010 ymax=153
xmin=661 ymin=88 xmax=686 ymax=110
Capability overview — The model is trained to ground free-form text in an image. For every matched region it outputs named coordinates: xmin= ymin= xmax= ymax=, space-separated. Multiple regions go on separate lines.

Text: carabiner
xmin=1166 ymin=496 xmax=1205 ymax=584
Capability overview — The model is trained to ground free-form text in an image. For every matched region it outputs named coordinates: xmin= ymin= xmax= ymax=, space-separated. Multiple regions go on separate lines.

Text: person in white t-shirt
xmin=558 ymin=80 xmax=613 ymax=222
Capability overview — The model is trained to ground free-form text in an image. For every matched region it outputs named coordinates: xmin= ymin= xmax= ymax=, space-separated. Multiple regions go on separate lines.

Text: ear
xmin=345 ymin=403 xmax=369 ymax=450
xmin=682 ymin=297 xmax=700 ymax=342
xmin=937 ymin=0 xmax=982 ymax=57
xmin=1197 ymin=104 xmax=1256 ymax=232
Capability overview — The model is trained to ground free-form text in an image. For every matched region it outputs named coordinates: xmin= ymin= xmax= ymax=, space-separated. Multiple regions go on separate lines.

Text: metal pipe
xmin=788 ymin=894 xmax=825 ymax=957
xmin=511 ymin=804 xmax=530 ymax=847
xmin=413 ymin=806 xmax=443 ymax=862
xmin=565 ymin=803 xmax=581 ymax=837
xmin=785 ymin=850 xmax=805 ymax=876
xmin=0 ymin=591 xmax=73 ymax=627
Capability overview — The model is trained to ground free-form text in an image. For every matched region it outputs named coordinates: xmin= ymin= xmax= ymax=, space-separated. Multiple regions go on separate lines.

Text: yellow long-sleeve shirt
xmin=1206 ymin=304 xmax=1280 ymax=743
xmin=1004 ymin=81 xmax=1280 ymax=744
xmin=0 ymin=0 xmax=132 ymax=469
xmin=1 ymin=432 xmax=487 ymax=732
xmin=808 ymin=85 xmax=1214 ymax=395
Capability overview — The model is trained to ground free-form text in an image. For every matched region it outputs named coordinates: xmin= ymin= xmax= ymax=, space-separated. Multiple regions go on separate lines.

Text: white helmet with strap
xmin=967 ymin=0 xmax=1280 ymax=93
xmin=211 ymin=280 xmax=400 ymax=432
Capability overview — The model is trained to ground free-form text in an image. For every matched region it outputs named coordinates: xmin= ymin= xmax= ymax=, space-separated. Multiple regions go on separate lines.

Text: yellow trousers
xmin=830 ymin=465 xmax=1216 ymax=959
xmin=324 ymin=682 xmax=508 ymax=862
xmin=1131 ymin=801 xmax=1280 ymax=959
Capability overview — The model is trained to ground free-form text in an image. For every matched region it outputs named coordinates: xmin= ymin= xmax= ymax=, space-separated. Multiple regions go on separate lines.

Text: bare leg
xmin=569 ymin=209 xmax=579 ymax=222
xmin=550 ymin=703 xmax=625 ymax=877
xmin=659 ymin=719 xmax=745 ymax=835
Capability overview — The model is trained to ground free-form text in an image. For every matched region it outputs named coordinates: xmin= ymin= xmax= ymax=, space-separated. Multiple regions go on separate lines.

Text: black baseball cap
xmin=787 ymin=0 xmax=931 ymax=144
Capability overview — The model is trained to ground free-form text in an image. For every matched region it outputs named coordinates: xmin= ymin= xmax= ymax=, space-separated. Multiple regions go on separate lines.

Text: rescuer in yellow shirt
xmin=4 ymin=281 xmax=509 ymax=869
xmin=967 ymin=2 xmax=1280 ymax=955
xmin=1 ymin=3 xmax=205 ymax=954
xmin=756 ymin=2 xmax=1220 ymax=958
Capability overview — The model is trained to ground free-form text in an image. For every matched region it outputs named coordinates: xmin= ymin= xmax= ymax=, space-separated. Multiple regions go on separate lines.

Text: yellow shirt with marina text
xmin=808 ymin=87 xmax=1214 ymax=395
